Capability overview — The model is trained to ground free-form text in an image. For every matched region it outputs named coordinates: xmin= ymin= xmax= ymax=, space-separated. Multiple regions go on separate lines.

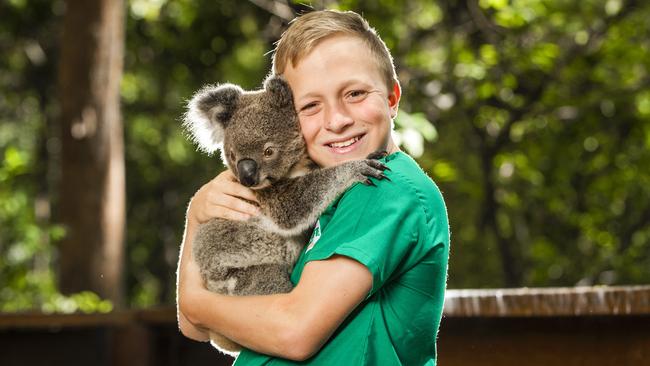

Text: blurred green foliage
xmin=0 ymin=0 xmax=113 ymax=312
xmin=1 ymin=0 xmax=649 ymax=311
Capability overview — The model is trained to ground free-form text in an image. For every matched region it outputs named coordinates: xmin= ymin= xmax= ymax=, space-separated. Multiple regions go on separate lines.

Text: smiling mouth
xmin=327 ymin=135 xmax=363 ymax=148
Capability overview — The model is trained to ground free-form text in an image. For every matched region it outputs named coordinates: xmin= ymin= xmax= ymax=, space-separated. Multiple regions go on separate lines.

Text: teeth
xmin=330 ymin=136 xmax=360 ymax=148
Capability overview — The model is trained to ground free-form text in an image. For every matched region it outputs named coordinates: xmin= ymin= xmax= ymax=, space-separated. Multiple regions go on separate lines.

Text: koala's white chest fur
xmin=254 ymin=214 xmax=316 ymax=239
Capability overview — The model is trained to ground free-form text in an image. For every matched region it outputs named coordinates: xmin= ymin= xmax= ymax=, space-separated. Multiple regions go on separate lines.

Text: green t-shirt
xmin=234 ymin=152 xmax=450 ymax=366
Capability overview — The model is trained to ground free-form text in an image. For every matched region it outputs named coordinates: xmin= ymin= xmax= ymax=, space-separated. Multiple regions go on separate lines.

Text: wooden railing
xmin=444 ymin=285 xmax=650 ymax=316
xmin=1 ymin=285 xmax=649 ymax=366
xmin=439 ymin=285 xmax=650 ymax=366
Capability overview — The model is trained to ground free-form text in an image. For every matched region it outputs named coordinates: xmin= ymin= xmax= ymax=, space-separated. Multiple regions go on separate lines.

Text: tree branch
xmin=248 ymin=0 xmax=295 ymax=22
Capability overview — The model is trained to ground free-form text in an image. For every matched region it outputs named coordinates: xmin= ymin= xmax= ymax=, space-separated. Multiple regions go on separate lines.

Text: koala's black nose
xmin=237 ymin=159 xmax=258 ymax=187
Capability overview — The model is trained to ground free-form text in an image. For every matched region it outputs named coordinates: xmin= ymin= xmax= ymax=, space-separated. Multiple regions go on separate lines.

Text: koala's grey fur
xmin=183 ymin=75 xmax=386 ymax=356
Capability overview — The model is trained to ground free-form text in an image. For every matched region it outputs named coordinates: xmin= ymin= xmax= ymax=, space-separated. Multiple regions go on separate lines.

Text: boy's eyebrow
xmin=295 ymin=78 xmax=373 ymax=103
xmin=295 ymin=91 xmax=322 ymax=103
xmin=341 ymin=78 xmax=372 ymax=88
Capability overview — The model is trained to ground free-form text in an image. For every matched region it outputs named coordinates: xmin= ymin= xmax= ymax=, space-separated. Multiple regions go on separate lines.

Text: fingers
xmin=191 ymin=169 xmax=261 ymax=223
xmin=194 ymin=193 xmax=257 ymax=223
xmin=212 ymin=207 xmax=256 ymax=222
xmin=220 ymin=181 xmax=259 ymax=204
xmin=214 ymin=170 xmax=259 ymax=203
xmin=211 ymin=193 xmax=260 ymax=218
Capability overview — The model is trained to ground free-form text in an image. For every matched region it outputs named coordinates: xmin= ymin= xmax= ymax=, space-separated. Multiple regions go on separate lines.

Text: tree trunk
xmin=58 ymin=0 xmax=125 ymax=307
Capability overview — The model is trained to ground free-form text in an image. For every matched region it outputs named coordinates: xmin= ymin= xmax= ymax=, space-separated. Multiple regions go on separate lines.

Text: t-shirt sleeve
xmin=302 ymin=181 xmax=425 ymax=298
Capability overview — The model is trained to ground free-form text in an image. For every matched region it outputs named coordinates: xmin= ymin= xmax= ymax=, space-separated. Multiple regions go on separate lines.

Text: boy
xmin=177 ymin=9 xmax=450 ymax=365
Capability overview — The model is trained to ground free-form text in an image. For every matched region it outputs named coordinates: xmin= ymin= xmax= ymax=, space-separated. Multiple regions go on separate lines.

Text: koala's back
xmin=193 ymin=218 xmax=300 ymax=296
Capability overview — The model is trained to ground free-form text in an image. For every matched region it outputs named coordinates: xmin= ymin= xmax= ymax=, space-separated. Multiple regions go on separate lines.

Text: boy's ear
xmin=388 ymin=81 xmax=401 ymax=118
xmin=264 ymin=75 xmax=294 ymax=108
xmin=183 ymin=83 xmax=243 ymax=154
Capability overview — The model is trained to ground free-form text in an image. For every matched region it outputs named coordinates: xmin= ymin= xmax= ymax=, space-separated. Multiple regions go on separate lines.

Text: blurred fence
xmin=439 ymin=285 xmax=650 ymax=366
xmin=1 ymin=286 xmax=649 ymax=366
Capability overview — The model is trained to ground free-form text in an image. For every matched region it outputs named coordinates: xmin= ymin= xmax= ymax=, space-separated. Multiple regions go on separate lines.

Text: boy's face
xmin=283 ymin=35 xmax=400 ymax=168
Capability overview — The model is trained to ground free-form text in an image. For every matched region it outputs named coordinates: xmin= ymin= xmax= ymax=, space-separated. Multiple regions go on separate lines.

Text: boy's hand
xmin=189 ymin=170 xmax=261 ymax=224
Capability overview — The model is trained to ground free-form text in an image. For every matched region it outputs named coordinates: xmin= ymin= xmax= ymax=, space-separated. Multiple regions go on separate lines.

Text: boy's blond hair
xmin=272 ymin=9 xmax=398 ymax=92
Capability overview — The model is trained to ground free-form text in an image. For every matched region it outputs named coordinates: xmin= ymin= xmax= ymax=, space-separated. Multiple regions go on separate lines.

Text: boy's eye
xmin=347 ymin=90 xmax=368 ymax=100
xmin=299 ymin=102 xmax=320 ymax=116
xmin=301 ymin=102 xmax=317 ymax=111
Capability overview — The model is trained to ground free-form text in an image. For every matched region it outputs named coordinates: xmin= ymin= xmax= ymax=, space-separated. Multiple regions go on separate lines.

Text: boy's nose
xmin=325 ymin=109 xmax=354 ymax=132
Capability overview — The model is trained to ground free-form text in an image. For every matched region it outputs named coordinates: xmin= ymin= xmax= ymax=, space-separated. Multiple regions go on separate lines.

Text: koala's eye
xmin=229 ymin=151 xmax=236 ymax=161
xmin=263 ymin=147 xmax=274 ymax=158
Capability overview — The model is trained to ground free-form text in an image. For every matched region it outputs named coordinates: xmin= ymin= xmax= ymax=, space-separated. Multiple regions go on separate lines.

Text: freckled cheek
xmin=353 ymin=100 xmax=389 ymax=125
xmin=299 ymin=117 xmax=321 ymax=147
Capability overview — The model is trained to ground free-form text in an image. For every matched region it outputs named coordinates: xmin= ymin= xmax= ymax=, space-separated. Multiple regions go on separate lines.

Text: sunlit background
xmin=1 ymin=0 xmax=649 ymax=314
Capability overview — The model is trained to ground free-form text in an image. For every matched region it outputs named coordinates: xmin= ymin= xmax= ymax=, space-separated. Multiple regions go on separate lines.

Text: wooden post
xmin=57 ymin=0 xmax=126 ymax=307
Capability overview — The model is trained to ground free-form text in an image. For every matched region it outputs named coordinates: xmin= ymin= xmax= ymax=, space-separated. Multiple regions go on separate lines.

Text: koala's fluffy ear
xmin=183 ymin=84 xmax=243 ymax=154
xmin=263 ymin=75 xmax=294 ymax=108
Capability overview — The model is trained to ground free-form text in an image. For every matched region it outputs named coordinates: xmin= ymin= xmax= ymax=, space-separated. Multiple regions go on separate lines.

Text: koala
xmin=183 ymin=75 xmax=387 ymax=356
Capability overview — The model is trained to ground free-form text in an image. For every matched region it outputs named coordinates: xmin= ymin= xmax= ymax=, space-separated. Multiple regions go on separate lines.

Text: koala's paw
xmin=366 ymin=150 xmax=388 ymax=160
xmin=355 ymin=159 xmax=390 ymax=186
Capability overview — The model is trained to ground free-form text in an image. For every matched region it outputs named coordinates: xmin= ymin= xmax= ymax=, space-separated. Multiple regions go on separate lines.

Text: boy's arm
xmin=176 ymin=205 xmax=210 ymax=341
xmin=177 ymin=219 xmax=372 ymax=361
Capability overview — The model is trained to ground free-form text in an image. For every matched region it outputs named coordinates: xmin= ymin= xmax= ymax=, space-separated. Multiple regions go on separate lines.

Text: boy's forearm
xmin=182 ymin=288 xmax=306 ymax=359
xmin=178 ymin=308 xmax=210 ymax=341
xmin=176 ymin=200 xmax=210 ymax=340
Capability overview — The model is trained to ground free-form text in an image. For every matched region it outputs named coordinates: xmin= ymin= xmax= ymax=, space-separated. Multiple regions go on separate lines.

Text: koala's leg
xmin=209 ymin=331 xmax=242 ymax=356
xmin=193 ymin=219 xmax=289 ymax=278
xmin=227 ymin=264 xmax=294 ymax=296
xmin=256 ymin=158 xmax=388 ymax=234
xmin=205 ymin=265 xmax=295 ymax=355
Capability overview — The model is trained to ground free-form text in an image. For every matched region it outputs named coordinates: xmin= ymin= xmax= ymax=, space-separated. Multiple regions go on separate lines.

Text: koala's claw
xmin=350 ymin=158 xmax=390 ymax=187
xmin=358 ymin=159 xmax=390 ymax=181
xmin=367 ymin=150 xmax=388 ymax=160
xmin=365 ymin=159 xmax=389 ymax=172
xmin=363 ymin=178 xmax=377 ymax=186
